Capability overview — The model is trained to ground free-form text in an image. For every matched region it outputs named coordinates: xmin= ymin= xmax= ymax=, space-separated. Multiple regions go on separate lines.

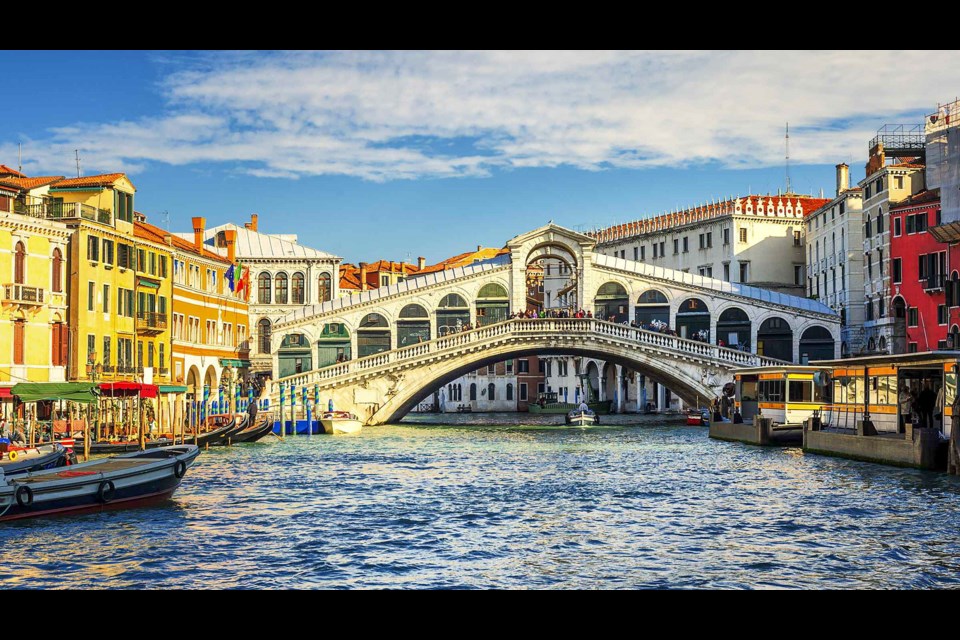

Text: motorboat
xmin=320 ymin=411 xmax=363 ymax=434
xmin=0 ymin=443 xmax=69 ymax=475
xmin=0 ymin=445 xmax=200 ymax=521
xmin=686 ymin=408 xmax=710 ymax=426
xmin=565 ymin=409 xmax=599 ymax=426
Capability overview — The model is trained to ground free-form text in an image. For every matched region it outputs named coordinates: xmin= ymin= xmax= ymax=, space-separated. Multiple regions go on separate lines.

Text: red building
xmin=889 ymin=190 xmax=953 ymax=352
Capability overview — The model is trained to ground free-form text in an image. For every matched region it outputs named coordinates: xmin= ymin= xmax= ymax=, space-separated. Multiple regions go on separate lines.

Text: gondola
xmin=84 ymin=438 xmax=174 ymax=455
xmin=207 ymin=414 xmax=250 ymax=446
xmin=231 ymin=414 xmax=274 ymax=443
xmin=0 ymin=443 xmax=69 ymax=475
xmin=184 ymin=418 xmax=241 ymax=447
xmin=0 ymin=445 xmax=201 ymax=521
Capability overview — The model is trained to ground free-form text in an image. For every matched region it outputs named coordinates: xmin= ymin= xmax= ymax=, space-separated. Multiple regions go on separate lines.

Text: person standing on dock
xmin=898 ymin=384 xmax=913 ymax=432
xmin=918 ymin=381 xmax=936 ymax=430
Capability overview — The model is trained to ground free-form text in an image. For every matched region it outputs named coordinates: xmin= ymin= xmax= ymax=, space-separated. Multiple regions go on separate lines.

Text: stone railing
xmin=273 ymin=318 xmax=785 ymax=392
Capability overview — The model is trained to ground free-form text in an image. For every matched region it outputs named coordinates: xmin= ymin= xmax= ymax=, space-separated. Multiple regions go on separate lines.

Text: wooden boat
xmin=231 ymin=414 xmax=274 ymax=443
xmin=208 ymin=414 xmax=249 ymax=446
xmin=0 ymin=445 xmax=200 ymax=521
xmin=528 ymin=392 xmax=613 ymax=415
xmin=84 ymin=438 xmax=173 ymax=455
xmin=686 ymin=408 xmax=710 ymax=426
xmin=0 ymin=443 xmax=69 ymax=475
xmin=565 ymin=410 xmax=599 ymax=426
xmin=320 ymin=411 xmax=363 ymax=434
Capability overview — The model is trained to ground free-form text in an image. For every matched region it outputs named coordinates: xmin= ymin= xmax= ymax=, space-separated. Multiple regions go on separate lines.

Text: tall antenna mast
xmin=74 ymin=149 xmax=81 ymax=178
xmin=785 ymin=122 xmax=791 ymax=195
xmin=18 ymin=143 xmax=22 ymax=175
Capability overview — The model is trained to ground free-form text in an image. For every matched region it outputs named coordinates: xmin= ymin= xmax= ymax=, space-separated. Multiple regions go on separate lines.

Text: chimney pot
xmin=836 ymin=163 xmax=850 ymax=196
xmin=191 ymin=216 xmax=206 ymax=252
xmin=250 ymin=213 xmax=258 ymax=232
xmin=477 ymin=245 xmax=482 ymax=252
xmin=359 ymin=262 xmax=368 ymax=291
xmin=417 ymin=256 xmax=426 ymax=270
xmin=224 ymin=229 xmax=237 ymax=263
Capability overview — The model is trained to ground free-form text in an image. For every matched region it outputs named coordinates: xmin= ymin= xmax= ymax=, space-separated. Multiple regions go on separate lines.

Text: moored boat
xmin=565 ymin=410 xmax=599 ymax=426
xmin=686 ymin=408 xmax=710 ymax=426
xmin=320 ymin=411 xmax=363 ymax=434
xmin=231 ymin=414 xmax=275 ymax=443
xmin=0 ymin=445 xmax=200 ymax=521
xmin=0 ymin=443 xmax=69 ymax=475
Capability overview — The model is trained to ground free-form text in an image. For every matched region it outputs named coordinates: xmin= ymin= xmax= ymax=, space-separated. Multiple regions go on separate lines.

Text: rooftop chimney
xmin=359 ymin=262 xmax=368 ymax=291
xmin=477 ymin=245 xmax=482 ymax=252
xmin=417 ymin=256 xmax=425 ymax=270
xmin=244 ymin=213 xmax=259 ymax=232
xmin=191 ymin=216 xmax=206 ymax=252
xmin=836 ymin=163 xmax=850 ymax=196
xmin=163 ymin=233 xmax=173 ymax=246
xmin=224 ymin=229 xmax=237 ymax=263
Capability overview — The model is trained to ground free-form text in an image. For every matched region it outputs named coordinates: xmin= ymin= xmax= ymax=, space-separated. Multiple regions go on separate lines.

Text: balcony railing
xmin=2 ymin=284 xmax=45 ymax=305
xmin=102 ymin=365 xmax=115 ymax=374
xmin=924 ymin=274 xmax=946 ymax=292
xmin=11 ymin=199 xmax=112 ymax=225
xmin=136 ymin=312 xmax=168 ymax=333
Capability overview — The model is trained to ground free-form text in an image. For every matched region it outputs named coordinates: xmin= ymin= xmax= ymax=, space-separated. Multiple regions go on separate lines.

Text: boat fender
xmin=7 ymin=450 xmax=18 ymax=462
xmin=15 ymin=485 xmax=33 ymax=508
xmin=174 ymin=460 xmax=187 ymax=479
xmin=96 ymin=480 xmax=115 ymax=504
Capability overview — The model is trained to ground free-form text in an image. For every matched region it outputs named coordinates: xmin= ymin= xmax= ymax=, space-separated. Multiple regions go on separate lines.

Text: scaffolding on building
xmin=927 ymin=99 xmax=960 ymax=238
xmin=869 ymin=124 xmax=926 ymax=161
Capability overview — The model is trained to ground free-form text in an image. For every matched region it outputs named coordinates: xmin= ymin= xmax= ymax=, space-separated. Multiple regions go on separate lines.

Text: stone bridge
xmin=266 ymin=223 xmax=841 ymax=422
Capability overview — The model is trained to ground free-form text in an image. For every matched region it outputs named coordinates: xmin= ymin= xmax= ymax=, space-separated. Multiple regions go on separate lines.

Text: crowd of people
xmin=898 ymin=380 xmax=944 ymax=431
xmin=509 ymin=309 xmax=593 ymax=319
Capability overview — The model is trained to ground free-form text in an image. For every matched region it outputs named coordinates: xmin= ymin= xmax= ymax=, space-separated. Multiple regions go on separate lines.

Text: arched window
xmin=398 ymin=304 xmax=430 ymax=346
xmin=595 ymin=282 xmax=629 ymax=322
xmin=635 ymin=290 xmax=670 ymax=327
xmin=437 ymin=293 xmax=470 ymax=336
xmin=487 ymin=383 xmax=496 ymax=401
xmin=469 ymin=383 xmax=477 ymax=401
xmin=799 ymin=325 xmax=835 ymax=363
xmin=358 ymin=313 xmax=390 ymax=357
xmin=318 ymin=272 xmax=332 ymax=302
xmin=257 ymin=318 xmax=272 ymax=354
xmin=476 ymin=282 xmax=509 ymax=327
xmin=506 ymin=383 xmax=514 ymax=401
xmin=14 ymin=241 xmax=25 ymax=284
xmin=51 ymin=247 xmax=62 ymax=292
xmin=275 ymin=273 xmax=289 ymax=305
xmin=258 ymin=272 xmax=272 ymax=304
xmin=291 ymin=272 xmax=305 ymax=304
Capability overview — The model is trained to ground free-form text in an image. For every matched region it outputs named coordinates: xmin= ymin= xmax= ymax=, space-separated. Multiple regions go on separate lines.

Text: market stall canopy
xmin=98 ymin=382 xmax=159 ymax=398
xmin=158 ymin=385 xmax=188 ymax=393
xmin=12 ymin=382 xmax=99 ymax=404
xmin=0 ymin=388 xmax=13 ymax=399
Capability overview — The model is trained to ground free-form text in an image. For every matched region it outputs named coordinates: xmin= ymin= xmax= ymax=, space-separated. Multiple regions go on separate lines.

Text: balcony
xmin=48 ymin=202 xmax=112 ymax=225
xmin=924 ymin=274 xmax=945 ymax=292
xmin=102 ymin=365 xmax=115 ymax=374
xmin=136 ymin=311 xmax=168 ymax=335
xmin=2 ymin=284 xmax=45 ymax=307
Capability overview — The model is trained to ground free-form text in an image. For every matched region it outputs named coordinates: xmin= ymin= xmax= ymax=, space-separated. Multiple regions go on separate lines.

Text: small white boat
xmin=320 ymin=411 xmax=363 ymax=434
xmin=565 ymin=410 xmax=599 ymax=426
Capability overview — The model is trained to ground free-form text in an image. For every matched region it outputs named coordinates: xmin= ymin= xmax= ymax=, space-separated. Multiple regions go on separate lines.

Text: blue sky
xmin=2 ymin=50 xmax=953 ymax=264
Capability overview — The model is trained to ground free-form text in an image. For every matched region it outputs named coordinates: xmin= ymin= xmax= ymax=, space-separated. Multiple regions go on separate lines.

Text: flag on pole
xmin=225 ymin=264 xmax=236 ymax=292
xmin=241 ymin=267 xmax=251 ymax=301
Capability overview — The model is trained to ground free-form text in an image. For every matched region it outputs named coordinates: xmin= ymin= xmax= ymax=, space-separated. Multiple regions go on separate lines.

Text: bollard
xmin=304 ymin=386 xmax=311 ymax=436
xmin=278 ymin=382 xmax=286 ymax=440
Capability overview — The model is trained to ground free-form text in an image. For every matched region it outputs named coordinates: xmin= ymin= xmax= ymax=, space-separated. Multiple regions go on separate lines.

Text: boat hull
xmin=565 ymin=412 xmax=599 ymax=426
xmin=0 ymin=445 xmax=200 ymax=522
xmin=320 ymin=419 xmax=363 ymax=434
xmin=530 ymin=401 xmax=612 ymax=415
xmin=0 ymin=444 xmax=68 ymax=475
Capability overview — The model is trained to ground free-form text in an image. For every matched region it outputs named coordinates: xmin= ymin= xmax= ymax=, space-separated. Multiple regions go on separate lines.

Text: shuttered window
xmin=13 ymin=320 xmax=24 ymax=365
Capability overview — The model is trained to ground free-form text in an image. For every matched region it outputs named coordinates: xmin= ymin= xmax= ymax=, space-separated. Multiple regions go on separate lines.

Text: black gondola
xmin=231 ymin=414 xmax=274 ymax=443
xmin=207 ymin=414 xmax=249 ymax=446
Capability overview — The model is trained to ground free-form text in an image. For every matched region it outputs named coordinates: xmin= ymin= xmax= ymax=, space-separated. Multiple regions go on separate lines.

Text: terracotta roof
xmin=890 ymin=189 xmax=941 ymax=211
xmin=0 ymin=165 xmax=25 ymax=178
xmin=0 ymin=175 xmax=65 ymax=191
xmin=591 ymin=194 xmax=833 ymax=243
xmin=339 ymin=264 xmax=362 ymax=290
xmin=886 ymin=162 xmax=925 ymax=170
xmin=417 ymin=247 xmax=509 ymax=274
xmin=51 ymin=173 xmax=132 ymax=189
xmin=136 ymin=219 xmax=232 ymax=264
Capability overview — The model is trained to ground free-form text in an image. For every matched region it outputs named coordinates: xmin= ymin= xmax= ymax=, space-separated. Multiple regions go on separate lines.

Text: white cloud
xmin=4 ymin=50 xmax=958 ymax=180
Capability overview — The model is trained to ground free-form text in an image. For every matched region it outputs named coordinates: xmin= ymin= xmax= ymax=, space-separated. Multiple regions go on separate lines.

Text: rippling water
xmin=4 ymin=412 xmax=960 ymax=589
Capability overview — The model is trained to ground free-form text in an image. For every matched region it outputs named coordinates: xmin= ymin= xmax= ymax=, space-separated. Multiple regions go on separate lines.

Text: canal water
xmin=3 ymin=413 xmax=960 ymax=589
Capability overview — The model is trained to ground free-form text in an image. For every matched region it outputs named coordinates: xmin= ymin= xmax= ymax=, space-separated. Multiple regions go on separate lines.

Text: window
xmin=865 ymin=217 xmax=871 ymax=238
xmin=487 ymin=383 xmax=496 ymax=401
xmin=487 ymin=363 xmax=496 ymax=375
xmin=87 ymin=334 xmax=96 ymax=363
xmin=102 ymin=239 xmax=114 ymax=265
xmin=893 ymin=257 xmax=902 ymax=283
xmin=537 ymin=383 xmax=545 ymax=395
xmin=723 ymin=229 xmax=730 ymax=245
xmin=506 ymin=384 xmax=514 ymax=401
xmin=160 ymin=256 xmax=167 ymax=278
xmin=87 ymin=236 xmax=99 ymax=262
xmin=653 ymin=243 xmax=658 ymax=258
xmin=916 ymin=212 xmax=927 ymax=233
xmin=258 ymin=272 xmax=272 ymax=304
xmin=159 ymin=344 xmax=165 ymax=371
xmin=681 ymin=237 xmax=687 ymax=252
xmin=633 ymin=247 xmax=638 ymax=261
xmin=115 ymin=191 xmax=134 ymax=223
xmin=137 ymin=249 xmax=146 ymax=272
xmin=519 ymin=383 xmax=528 ymax=401
xmin=258 ymin=319 xmax=271 ymax=354
xmin=102 ymin=284 xmax=110 ymax=313
xmin=275 ymin=273 xmax=288 ymax=304
xmin=739 ymin=228 xmax=747 ymax=243
xmin=137 ymin=341 xmax=143 ymax=370
xmin=148 ymin=342 xmax=155 ymax=368
xmin=866 ymin=300 xmax=874 ymax=321
xmin=876 ymin=210 xmax=883 ymax=234
xmin=939 ymin=305 xmax=948 ymax=325
xmin=908 ymin=342 xmax=918 ymax=353
xmin=149 ymin=252 xmax=157 ymax=275
xmin=724 ymin=263 xmax=730 ymax=282
xmin=698 ymin=266 xmax=712 ymax=277
xmin=867 ymin=252 xmax=872 ymax=279
xmin=919 ymin=254 xmax=928 ymax=280
xmin=537 ymin=358 xmax=544 ymax=374
xmin=706 ymin=232 xmax=713 ymax=248
xmin=318 ymin=273 xmax=332 ymax=302
xmin=793 ymin=230 xmax=801 ymax=246
xmin=469 ymin=384 xmax=477 ymax=401
xmin=875 ymin=177 xmax=883 ymax=193
xmin=505 ymin=359 xmax=514 ymax=374
xmin=117 ymin=243 xmax=133 ymax=269
xmin=518 ymin=359 xmax=529 ymax=373
xmin=907 ymin=214 xmax=916 ymax=234
xmin=659 ymin=241 xmax=664 ymax=257
xmin=877 ymin=248 xmax=883 ymax=276
xmin=865 ymin=185 xmax=871 ymax=199
xmin=894 ymin=217 xmax=902 ymax=237
xmin=699 ymin=233 xmax=705 ymax=249
xmin=292 ymin=272 xmax=305 ymax=304
xmin=639 ymin=246 xmax=645 ymax=261
xmin=908 ymin=307 xmax=918 ymax=327
xmin=87 ymin=281 xmax=95 ymax=311
xmin=51 ymin=247 xmax=62 ymax=292
xmin=52 ymin=324 xmax=68 ymax=367
xmin=739 ymin=262 xmax=749 ymax=282
xmin=673 ymin=239 xmax=679 ymax=255
xmin=794 ymin=265 xmax=803 ymax=286
xmin=895 ymin=175 xmax=904 ymax=189
xmin=13 ymin=320 xmax=24 ymax=365
xmin=381 ymin=275 xmax=389 ymax=287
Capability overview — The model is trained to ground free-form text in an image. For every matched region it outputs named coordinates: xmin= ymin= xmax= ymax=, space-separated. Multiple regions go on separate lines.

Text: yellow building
xmin=47 ymin=173 xmax=172 ymax=386
xmin=138 ymin=217 xmax=249 ymax=410
xmin=0 ymin=173 xmax=72 ymax=398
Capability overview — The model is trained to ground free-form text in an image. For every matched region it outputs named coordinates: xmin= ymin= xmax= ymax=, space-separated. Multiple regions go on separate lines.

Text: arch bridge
xmin=267 ymin=224 xmax=840 ymax=424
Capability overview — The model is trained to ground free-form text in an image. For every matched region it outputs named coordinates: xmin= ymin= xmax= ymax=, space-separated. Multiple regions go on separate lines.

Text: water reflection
xmin=3 ymin=414 xmax=960 ymax=588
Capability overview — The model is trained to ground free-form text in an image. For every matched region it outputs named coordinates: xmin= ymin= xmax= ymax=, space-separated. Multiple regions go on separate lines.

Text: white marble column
xmin=615 ymin=364 xmax=623 ymax=413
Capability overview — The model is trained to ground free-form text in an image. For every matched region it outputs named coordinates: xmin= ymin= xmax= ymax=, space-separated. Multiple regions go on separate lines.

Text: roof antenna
xmin=18 ymin=142 xmax=22 ymax=175
xmin=785 ymin=122 xmax=791 ymax=195
xmin=162 ymin=210 xmax=170 ymax=231
xmin=75 ymin=149 xmax=81 ymax=178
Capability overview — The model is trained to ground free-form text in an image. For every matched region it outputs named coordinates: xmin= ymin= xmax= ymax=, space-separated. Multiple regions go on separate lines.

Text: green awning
xmin=219 ymin=359 xmax=250 ymax=367
xmin=158 ymin=385 xmax=188 ymax=393
xmin=11 ymin=382 xmax=99 ymax=404
xmin=136 ymin=277 xmax=160 ymax=289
